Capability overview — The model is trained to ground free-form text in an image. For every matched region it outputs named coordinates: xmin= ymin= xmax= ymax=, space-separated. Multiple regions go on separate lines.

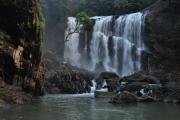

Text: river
xmin=0 ymin=94 xmax=180 ymax=120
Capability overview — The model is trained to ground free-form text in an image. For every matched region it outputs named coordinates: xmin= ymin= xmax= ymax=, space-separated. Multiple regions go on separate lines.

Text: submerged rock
xmin=138 ymin=97 xmax=155 ymax=102
xmin=0 ymin=86 xmax=32 ymax=105
xmin=95 ymin=91 xmax=115 ymax=98
xmin=111 ymin=91 xmax=138 ymax=104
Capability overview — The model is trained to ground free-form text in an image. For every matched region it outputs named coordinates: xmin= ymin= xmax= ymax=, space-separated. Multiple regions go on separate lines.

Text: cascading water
xmin=64 ymin=17 xmax=81 ymax=66
xmin=64 ymin=12 xmax=146 ymax=77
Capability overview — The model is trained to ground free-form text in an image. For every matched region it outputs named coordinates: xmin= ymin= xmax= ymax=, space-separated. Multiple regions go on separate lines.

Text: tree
xmin=65 ymin=12 xmax=92 ymax=42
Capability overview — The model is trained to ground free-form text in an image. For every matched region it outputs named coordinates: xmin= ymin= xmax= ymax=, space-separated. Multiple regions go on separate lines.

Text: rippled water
xmin=0 ymin=94 xmax=180 ymax=120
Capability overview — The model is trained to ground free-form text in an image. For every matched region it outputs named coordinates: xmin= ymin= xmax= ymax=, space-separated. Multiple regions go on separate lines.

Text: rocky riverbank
xmin=94 ymin=71 xmax=180 ymax=104
xmin=119 ymin=71 xmax=179 ymax=103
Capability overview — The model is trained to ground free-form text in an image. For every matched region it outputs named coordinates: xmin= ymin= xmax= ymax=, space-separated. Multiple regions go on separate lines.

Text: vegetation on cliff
xmin=0 ymin=0 xmax=45 ymax=105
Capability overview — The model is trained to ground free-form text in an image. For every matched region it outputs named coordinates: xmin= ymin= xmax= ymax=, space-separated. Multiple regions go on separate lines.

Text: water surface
xmin=0 ymin=94 xmax=180 ymax=120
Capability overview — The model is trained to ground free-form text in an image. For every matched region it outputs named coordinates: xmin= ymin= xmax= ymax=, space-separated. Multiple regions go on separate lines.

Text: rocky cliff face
xmin=43 ymin=51 xmax=95 ymax=94
xmin=0 ymin=0 xmax=45 ymax=105
xmin=145 ymin=0 xmax=180 ymax=81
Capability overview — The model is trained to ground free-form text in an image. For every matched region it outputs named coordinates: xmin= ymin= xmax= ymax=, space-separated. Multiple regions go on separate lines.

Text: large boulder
xmin=96 ymin=72 xmax=120 ymax=90
xmin=121 ymin=71 xmax=160 ymax=84
xmin=106 ymin=79 xmax=120 ymax=92
xmin=98 ymin=72 xmax=119 ymax=80
xmin=163 ymin=82 xmax=180 ymax=103
xmin=123 ymin=82 xmax=148 ymax=92
xmin=111 ymin=91 xmax=138 ymax=104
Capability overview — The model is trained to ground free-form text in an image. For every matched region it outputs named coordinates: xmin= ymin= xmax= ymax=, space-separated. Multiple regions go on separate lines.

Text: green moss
xmin=36 ymin=6 xmax=45 ymax=31
xmin=34 ymin=2 xmax=45 ymax=51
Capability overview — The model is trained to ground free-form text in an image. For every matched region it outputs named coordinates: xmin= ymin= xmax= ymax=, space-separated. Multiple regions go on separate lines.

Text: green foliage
xmin=0 ymin=31 xmax=10 ymax=43
xmin=76 ymin=12 xmax=92 ymax=29
xmin=37 ymin=7 xmax=45 ymax=31
xmin=114 ymin=0 xmax=128 ymax=9
xmin=76 ymin=12 xmax=92 ymax=26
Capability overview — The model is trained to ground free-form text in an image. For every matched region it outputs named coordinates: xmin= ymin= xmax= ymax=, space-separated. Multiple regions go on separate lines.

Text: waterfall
xmin=64 ymin=17 xmax=81 ymax=66
xmin=64 ymin=12 xmax=146 ymax=77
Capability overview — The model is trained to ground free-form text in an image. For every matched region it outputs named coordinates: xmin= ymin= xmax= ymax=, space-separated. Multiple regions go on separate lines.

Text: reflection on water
xmin=0 ymin=94 xmax=180 ymax=120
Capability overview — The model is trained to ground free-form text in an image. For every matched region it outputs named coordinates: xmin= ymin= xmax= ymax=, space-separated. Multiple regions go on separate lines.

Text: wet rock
xmin=95 ymin=91 xmax=115 ymax=98
xmin=121 ymin=71 xmax=160 ymax=84
xmin=138 ymin=97 xmax=155 ymax=102
xmin=12 ymin=94 xmax=32 ymax=104
xmin=163 ymin=82 xmax=180 ymax=102
xmin=145 ymin=0 xmax=180 ymax=85
xmin=111 ymin=91 xmax=138 ymax=104
xmin=98 ymin=72 xmax=119 ymax=80
xmin=0 ymin=99 xmax=8 ymax=108
xmin=47 ymin=87 xmax=60 ymax=94
xmin=96 ymin=72 xmax=120 ymax=90
xmin=44 ymin=51 xmax=95 ymax=94
xmin=0 ymin=86 xmax=32 ymax=105
xmin=106 ymin=79 xmax=120 ymax=92
xmin=0 ymin=79 xmax=6 ymax=88
xmin=124 ymin=82 xmax=148 ymax=92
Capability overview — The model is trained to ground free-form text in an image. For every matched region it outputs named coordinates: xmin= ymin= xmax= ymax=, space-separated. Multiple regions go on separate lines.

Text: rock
xmin=96 ymin=72 xmax=120 ymax=90
xmin=12 ymin=94 xmax=32 ymax=105
xmin=106 ymin=79 xmax=120 ymax=92
xmin=163 ymin=82 xmax=180 ymax=102
xmin=95 ymin=91 xmax=115 ymax=98
xmin=98 ymin=72 xmax=119 ymax=80
xmin=145 ymin=0 xmax=180 ymax=84
xmin=44 ymin=51 xmax=96 ymax=94
xmin=138 ymin=97 xmax=155 ymax=102
xmin=0 ymin=79 xmax=6 ymax=88
xmin=111 ymin=91 xmax=138 ymax=104
xmin=0 ymin=99 xmax=8 ymax=109
xmin=121 ymin=71 xmax=160 ymax=84
xmin=47 ymin=87 xmax=60 ymax=94
xmin=0 ymin=0 xmax=45 ymax=99
xmin=124 ymin=82 xmax=148 ymax=92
